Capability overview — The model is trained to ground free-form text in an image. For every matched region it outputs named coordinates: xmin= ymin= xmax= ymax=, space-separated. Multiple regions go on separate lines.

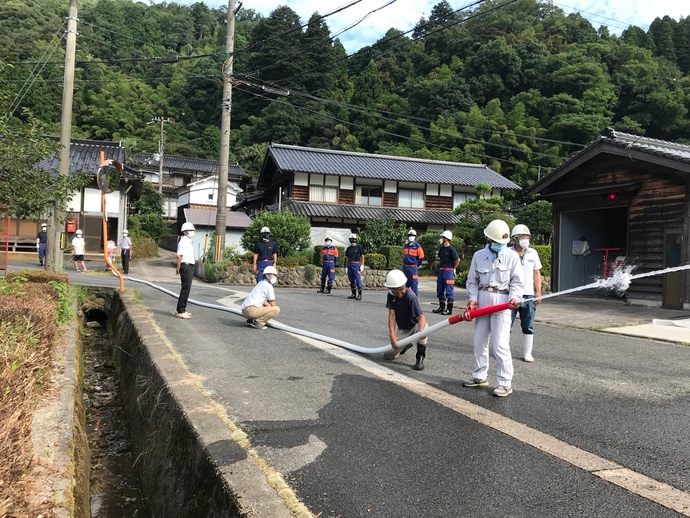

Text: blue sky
xmin=177 ymin=0 xmax=688 ymax=53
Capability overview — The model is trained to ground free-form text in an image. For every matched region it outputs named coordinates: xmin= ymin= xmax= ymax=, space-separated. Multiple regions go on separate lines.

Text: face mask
xmin=439 ymin=238 xmax=444 ymax=245
xmin=325 ymin=241 xmax=332 ymax=246
xmin=490 ymin=242 xmax=506 ymax=253
xmin=388 ymin=289 xmax=396 ymax=297
xmin=268 ymin=276 xmax=277 ymax=285
xmin=187 ymin=231 xmax=195 ymax=238
xmin=349 ymin=239 xmax=356 ymax=244
xmin=408 ymin=236 xmax=415 ymax=242
xmin=262 ymin=233 xmax=270 ymax=240
xmin=519 ymin=239 xmax=530 ymax=249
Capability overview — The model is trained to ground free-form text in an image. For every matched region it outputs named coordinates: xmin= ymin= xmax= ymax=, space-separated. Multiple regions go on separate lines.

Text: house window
xmin=356 ymin=185 xmax=382 ymax=206
xmin=453 ymin=192 xmax=478 ymax=208
xmin=398 ymin=188 xmax=424 ymax=208
xmin=310 ymin=185 xmax=338 ymax=203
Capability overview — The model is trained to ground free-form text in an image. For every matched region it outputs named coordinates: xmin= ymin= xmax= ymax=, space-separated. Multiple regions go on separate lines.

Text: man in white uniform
xmin=241 ymin=266 xmax=280 ymax=329
xmin=175 ymin=222 xmax=196 ymax=319
xmin=463 ymin=220 xmax=524 ymax=397
xmin=509 ymin=224 xmax=542 ymax=362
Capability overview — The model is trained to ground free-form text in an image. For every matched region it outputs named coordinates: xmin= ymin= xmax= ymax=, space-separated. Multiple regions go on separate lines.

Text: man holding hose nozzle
xmin=464 ymin=219 xmax=524 ymax=397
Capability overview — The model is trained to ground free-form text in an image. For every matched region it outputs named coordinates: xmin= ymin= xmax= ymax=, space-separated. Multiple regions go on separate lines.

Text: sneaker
xmin=463 ymin=378 xmax=489 ymax=387
xmin=523 ymin=355 xmax=535 ymax=363
xmin=493 ymin=385 xmax=513 ymax=397
xmin=250 ymin=320 xmax=267 ymax=330
xmin=246 ymin=319 xmax=253 ymax=326
xmin=175 ymin=312 xmax=191 ymax=319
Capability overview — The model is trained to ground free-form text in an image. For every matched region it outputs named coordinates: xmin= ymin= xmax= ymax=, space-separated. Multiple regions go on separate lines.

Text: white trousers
xmin=472 ymin=293 xmax=513 ymax=386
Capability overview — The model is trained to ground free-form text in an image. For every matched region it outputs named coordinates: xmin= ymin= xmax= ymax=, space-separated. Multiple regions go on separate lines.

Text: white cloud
xmin=177 ymin=0 xmax=688 ymax=52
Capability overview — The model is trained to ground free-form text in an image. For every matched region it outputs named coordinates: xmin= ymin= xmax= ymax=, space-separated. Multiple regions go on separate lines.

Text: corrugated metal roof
xmin=602 ymin=129 xmax=690 ymax=163
xmin=271 ymin=199 xmax=461 ymax=225
xmin=267 ymin=144 xmax=520 ymax=189
xmin=36 ymin=138 xmax=125 ymax=175
xmin=133 ymin=153 xmax=247 ymax=177
xmin=183 ymin=208 xmax=253 ymax=228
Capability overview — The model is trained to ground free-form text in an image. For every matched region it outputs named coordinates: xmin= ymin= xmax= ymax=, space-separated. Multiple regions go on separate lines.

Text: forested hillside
xmin=2 ymin=0 xmax=689 ymax=201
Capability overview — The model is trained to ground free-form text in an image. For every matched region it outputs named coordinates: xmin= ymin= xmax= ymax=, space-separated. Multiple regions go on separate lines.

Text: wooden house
xmin=530 ymin=128 xmax=690 ymax=309
xmin=236 ymin=143 xmax=521 ymax=245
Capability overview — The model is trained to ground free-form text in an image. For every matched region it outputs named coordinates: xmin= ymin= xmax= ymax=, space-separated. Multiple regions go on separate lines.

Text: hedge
xmin=532 ymin=245 xmax=551 ymax=277
xmin=378 ymin=245 xmax=404 ymax=269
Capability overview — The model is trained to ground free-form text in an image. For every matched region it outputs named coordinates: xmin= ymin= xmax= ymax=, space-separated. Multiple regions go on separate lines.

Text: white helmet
xmin=76 ymin=229 xmax=82 ymax=235
xmin=181 ymin=222 xmax=195 ymax=232
xmin=408 ymin=229 xmax=417 ymax=236
xmin=263 ymin=265 xmax=278 ymax=276
xmin=41 ymin=223 xmax=47 ymax=229
xmin=484 ymin=219 xmax=510 ymax=244
xmin=511 ymin=224 xmax=531 ymax=237
xmin=349 ymin=233 xmax=357 ymax=240
xmin=441 ymin=230 xmax=453 ymax=241
xmin=325 ymin=236 xmax=332 ymax=242
xmin=260 ymin=226 xmax=270 ymax=233
xmin=122 ymin=229 xmax=128 ymax=235
xmin=383 ymin=269 xmax=407 ymax=289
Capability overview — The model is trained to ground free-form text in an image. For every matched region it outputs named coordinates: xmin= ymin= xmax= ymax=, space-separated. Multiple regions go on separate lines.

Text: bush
xmin=280 ymin=255 xmax=310 ymax=267
xmin=205 ymin=260 xmax=231 ymax=283
xmin=379 ymin=245 xmax=404 ymax=269
xmin=533 ymin=245 xmax=551 ymax=277
xmin=304 ymin=264 xmax=316 ymax=282
xmin=132 ymin=236 xmax=157 ymax=259
xmin=366 ymin=253 xmax=387 ymax=270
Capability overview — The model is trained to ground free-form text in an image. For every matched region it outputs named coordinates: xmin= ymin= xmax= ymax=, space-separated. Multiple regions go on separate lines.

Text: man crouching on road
xmin=241 ymin=266 xmax=280 ymax=330
xmin=382 ymin=269 xmax=428 ymax=371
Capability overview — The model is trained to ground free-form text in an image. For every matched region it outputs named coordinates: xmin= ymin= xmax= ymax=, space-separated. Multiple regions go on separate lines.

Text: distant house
xmin=530 ymin=128 xmax=690 ymax=309
xmin=235 ymin=143 xmax=520 ymax=246
xmin=132 ymin=153 xmax=247 ymax=219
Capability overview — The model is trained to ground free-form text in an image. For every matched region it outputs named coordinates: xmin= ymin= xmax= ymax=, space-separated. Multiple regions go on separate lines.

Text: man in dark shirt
xmin=252 ymin=226 xmax=279 ymax=282
xmin=382 ymin=269 xmax=429 ymax=371
xmin=433 ymin=230 xmax=460 ymax=315
xmin=36 ymin=223 xmax=47 ymax=266
xmin=344 ymin=233 xmax=365 ymax=300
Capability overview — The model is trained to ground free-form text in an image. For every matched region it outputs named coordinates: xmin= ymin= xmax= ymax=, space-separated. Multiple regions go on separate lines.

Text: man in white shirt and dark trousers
xmin=175 ymin=222 xmax=196 ymax=319
xmin=118 ymin=229 xmax=133 ymax=274
xmin=241 ymin=266 xmax=280 ymax=329
xmin=509 ymin=224 xmax=542 ymax=362
xmin=464 ymin=220 xmax=524 ymax=397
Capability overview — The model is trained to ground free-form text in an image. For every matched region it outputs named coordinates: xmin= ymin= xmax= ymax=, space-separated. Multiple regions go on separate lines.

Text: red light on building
xmin=608 ymin=193 xmax=617 ymax=200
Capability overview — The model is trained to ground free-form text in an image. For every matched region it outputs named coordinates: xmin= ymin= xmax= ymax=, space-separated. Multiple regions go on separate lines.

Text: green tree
xmin=355 ymin=215 xmax=407 ymax=253
xmin=515 ymin=200 xmax=552 ymax=244
xmin=453 ymin=195 xmax=514 ymax=248
xmin=240 ymin=211 xmax=311 ymax=257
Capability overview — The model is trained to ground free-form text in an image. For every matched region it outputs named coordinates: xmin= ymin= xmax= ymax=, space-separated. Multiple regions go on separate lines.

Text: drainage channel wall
xmin=110 ymin=291 xmax=298 ymax=518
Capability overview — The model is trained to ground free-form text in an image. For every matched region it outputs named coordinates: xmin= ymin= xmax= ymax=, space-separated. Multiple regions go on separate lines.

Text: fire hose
xmin=124 ymin=276 xmax=520 ymax=356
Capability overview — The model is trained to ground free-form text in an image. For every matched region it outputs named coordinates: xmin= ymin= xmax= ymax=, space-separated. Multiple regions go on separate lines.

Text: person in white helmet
xmin=72 ymin=229 xmax=87 ymax=272
xmin=252 ymin=226 xmax=279 ymax=282
xmin=317 ymin=236 xmax=339 ymax=294
xmin=36 ymin=223 xmax=47 ymax=266
xmin=382 ymin=269 xmax=429 ymax=371
xmin=344 ymin=233 xmax=365 ymax=300
xmin=241 ymin=265 xmax=280 ymax=329
xmin=509 ymin=224 xmax=542 ymax=362
xmin=432 ymin=230 xmax=460 ymax=315
xmin=402 ymin=229 xmax=425 ymax=295
xmin=118 ymin=229 xmax=133 ymax=274
xmin=175 ymin=222 xmax=196 ymax=319
xmin=464 ymin=219 xmax=523 ymax=397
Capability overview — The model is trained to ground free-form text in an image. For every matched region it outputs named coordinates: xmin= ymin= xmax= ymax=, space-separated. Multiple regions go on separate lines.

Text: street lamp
xmin=149 ymin=117 xmax=171 ymax=194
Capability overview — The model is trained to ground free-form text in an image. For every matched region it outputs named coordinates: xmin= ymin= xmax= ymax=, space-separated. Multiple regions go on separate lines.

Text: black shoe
xmin=413 ymin=354 xmax=425 ymax=371
xmin=348 ymin=290 xmax=357 ymax=299
xmin=317 ymin=287 xmax=325 ymax=293
xmin=432 ymin=301 xmax=446 ymax=314
xmin=356 ymin=289 xmax=362 ymax=300
xmin=399 ymin=343 xmax=414 ymax=355
xmin=441 ymin=302 xmax=454 ymax=315
xmin=325 ymin=286 xmax=332 ymax=294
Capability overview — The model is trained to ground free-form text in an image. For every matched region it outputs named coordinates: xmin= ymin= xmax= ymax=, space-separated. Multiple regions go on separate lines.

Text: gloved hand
xmin=359 ymin=264 xmax=364 ymax=272
xmin=36 ymin=244 xmax=40 ymax=250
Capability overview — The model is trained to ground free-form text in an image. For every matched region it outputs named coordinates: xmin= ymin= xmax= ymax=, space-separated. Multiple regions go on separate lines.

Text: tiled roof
xmin=183 ymin=208 xmax=253 ymax=228
xmin=268 ymin=199 xmax=461 ymax=225
xmin=600 ymin=128 xmax=690 ymax=163
xmin=132 ymin=153 xmax=247 ymax=177
xmin=35 ymin=138 xmax=125 ymax=175
xmin=266 ymin=144 xmax=520 ymax=189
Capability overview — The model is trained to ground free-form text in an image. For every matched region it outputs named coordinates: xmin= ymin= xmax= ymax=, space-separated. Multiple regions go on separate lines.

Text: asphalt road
xmin=9 ymin=259 xmax=690 ymax=516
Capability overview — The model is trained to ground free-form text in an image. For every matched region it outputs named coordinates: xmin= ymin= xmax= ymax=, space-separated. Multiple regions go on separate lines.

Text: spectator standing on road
xmin=345 ymin=233 xmax=365 ymax=300
xmin=317 ymin=236 xmax=338 ymax=294
xmin=36 ymin=223 xmax=47 ymax=266
xmin=253 ymin=226 xmax=278 ymax=282
xmin=382 ymin=269 xmax=429 ymax=371
xmin=509 ymin=224 xmax=542 ymax=363
xmin=402 ymin=229 xmax=424 ymax=295
xmin=72 ymin=229 xmax=87 ymax=272
xmin=241 ymin=265 xmax=280 ymax=329
xmin=118 ymin=229 xmax=133 ymax=275
xmin=175 ymin=222 xmax=196 ymax=319
xmin=464 ymin=219 xmax=524 ymax=397
xmin=432 ymin=230 xmax=460 ymax=315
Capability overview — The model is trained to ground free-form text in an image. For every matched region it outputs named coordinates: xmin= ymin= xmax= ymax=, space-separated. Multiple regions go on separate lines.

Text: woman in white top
xmin=241 ymin=266 xmax=280 ymax=329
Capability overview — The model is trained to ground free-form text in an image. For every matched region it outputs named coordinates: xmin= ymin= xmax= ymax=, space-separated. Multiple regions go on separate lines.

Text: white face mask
xmin=325 ymin=241 xmax=332 ymax=246
xmin=519 ymin=238 xmax=530 ymax=249
xmin=408 ymin=236 xmax=415 ymax=242
xmin=187 ymin=231 xmax=195 ymax=238
xmin=268 ymin=276 xmax=277 ymax=285
xmin=439 ymin=238 xmax=444 ymax=245
xmin=388 ymin=289 xmax=396 ymax=297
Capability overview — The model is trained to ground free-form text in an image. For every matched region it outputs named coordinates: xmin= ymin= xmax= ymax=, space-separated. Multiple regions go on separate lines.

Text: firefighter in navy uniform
xmin=36 ymin=223 xmax=47 ymax=266
xmin=317 ymin=236 xmax=339 ymax=294
xmin=252 ymin=226 xmax=279 ymax=282
xmin=402 ymin=229 xmax=425 ymax=295
xmin=432 ymin=230 xmax=460 ymax=315
xmin=345 ymin=233 xmax=365 ymax=300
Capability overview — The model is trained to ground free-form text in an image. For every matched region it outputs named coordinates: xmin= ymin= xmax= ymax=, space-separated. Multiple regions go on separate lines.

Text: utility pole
xmin=150 ymin=116 xmax=170 ymax=194
xmin=49 ymin=0 xmax=78 ymax=272
xmin=214 ymin=0 xmax=237 ymax=262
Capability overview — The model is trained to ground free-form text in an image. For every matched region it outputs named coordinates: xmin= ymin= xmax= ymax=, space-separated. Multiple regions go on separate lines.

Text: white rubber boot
xmin=523 ymin=334 xmax=534 ymax=363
